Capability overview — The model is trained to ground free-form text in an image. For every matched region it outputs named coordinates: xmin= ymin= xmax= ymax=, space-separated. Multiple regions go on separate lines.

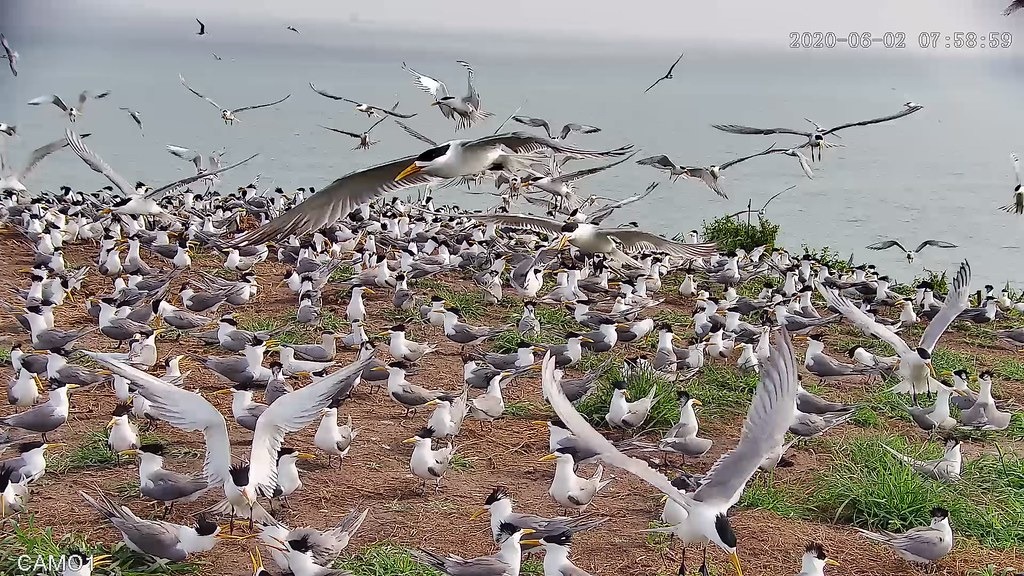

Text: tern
xmin=540 ymin=324 xmax=802 ymax=576
xmin=824 ymin=261 xmax=971 ymax=402
xmin=643 ymin=51 xmax=684 ymax=93
xmin=411 ymin=523 xmax=534 ymax=576
xmin=195 ymin=18 xmax=207 ymax=35
xmin=520 ymin=530 xmax=593 ymax=576
xmin=712 ymin=104 xmax=924 ymax=160
xmin=421 ymin=60 xmax=492 ymax=131
xmin=84 ymin=352 xmax=370 ymax=531
xmin=469 ymin=214 xmax=716 ymax=267
xmin=857 ymin=507 xmax=953 ymax=565
xmin=511 ymin=116 xmax=601 ymax=140
xmin=881 ymin=438 xmax=961 ymax=483
xmin=319 ymin=116 xmax=388 ymax=150
xmin=865 ymin=239 xmax=957 ymax=263
xmin=1 ymin=33 xmax=17 ymax=76
xmin=1 ymin=133 xmax=86 ymax=193
xmin=119 ymin=107 xmax=144 ymax=134
xmin=120 ymin=443 xmax=212 ymax=516
xmin=1000 ymin=153 xmax=1023 ymax=214
xmin=180 ymin=74 xmax=290 ymax=125
xmin=636 ymin=144 xmax=781 ymax=198
xmin=797 ymin=543 xmax=840 ymax=576
xmin=1005 ymin=0 xmax=1024 ymax=15
xmin=223 ymin=133 xmax=632 ymax=246
xmin=309 ymin=83 xmax=416 ymax=118
xmin=28 ymin=90 xmax=110 ymax=122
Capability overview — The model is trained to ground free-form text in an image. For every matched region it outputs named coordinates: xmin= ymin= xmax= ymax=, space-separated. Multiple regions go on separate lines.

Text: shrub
xmin=700 ymin=214 xmax=779 ymax=253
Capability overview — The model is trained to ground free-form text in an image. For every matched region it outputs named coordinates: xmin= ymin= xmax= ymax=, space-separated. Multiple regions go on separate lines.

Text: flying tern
xmin=180 ymin=74 xmax=290 ymax=125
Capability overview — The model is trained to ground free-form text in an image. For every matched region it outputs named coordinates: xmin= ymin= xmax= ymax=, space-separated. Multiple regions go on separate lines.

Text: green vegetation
xmin=801 ymin=244 xmax=851 ymax=274
xmin=682 ymin=363 xmax=758 ymax=419
xmin=811 ymin=435 xmax=1024 ymax=549
xmin=0 ymin=519 xmax=200 ymax=575
xmin=994 ymin=358 xmax=1024 ymax=382
xmin=51 ymin=431 xmax=161 ymax=473
xmin=0 ymin=346 xmax=11 ymax=365
xmin=576 ymin=362 xmax=680 ymax=431
xmin=738 ymin=475 xmax=811 ymax=519
xmin=448 ymin=453 xmax=474 ymax=472
xmin=239 ymin=314 xmax=307 ymax=345
xmin=701 ymin=214 xmax=778 ymax=253
xmin=329 ymin=264 xmax=355 ymax=283
xmin=339 ymin=543 xmax=441 ymax=576
xmin=431 ymin=284 xmax=486 ymax=320
xmin=503 ymin=401 xmax=541 ymax=419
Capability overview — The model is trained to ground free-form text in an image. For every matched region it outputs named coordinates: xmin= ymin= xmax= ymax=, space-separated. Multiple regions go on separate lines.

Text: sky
xmin=3 ymin=0 xmax=1020 ymax=48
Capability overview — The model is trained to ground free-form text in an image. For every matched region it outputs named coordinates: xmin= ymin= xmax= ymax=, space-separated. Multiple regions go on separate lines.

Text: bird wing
xmin=394 ymin=121 xmax=437 ymax=146
xmin=865 ymin=240 xmax=907 ymax=252
xmin=636 ymin=155 xmax=677 ymax=170
xmin=914 ymin=240 xmax=958 ymax=252
xmin=248 ymin=358 xmax=371 ymax=494
xmin=719 ymin=142 xmax=779 ymax=170
xmin=232 ymin=94 xmax=290 ymax=114
xmin=823 ymin=288 xmax=913 ymax=356
xmin=919 ymin=260 xmax=971 ymax=352
xmin=179 ymin=75 xmax=221 ymax=110
xmin=665 ymin=51 xmax=684 ymax=75
xmin=1012 ymin=153 xmax=1022 ymax=186
xmin=681 ymin=167 xmax=725 ymax=198
xmin=552 ymin=152 xmax=636 ymax=185
xmin=366 ymin=116 xmax=388 ymax=133
xmin=166 ymin=145 xmax=203 ymax=171
xmin=319 ymin=126 xmax=362 ymax=139
xmin=471 ymin=132 xmax=633 ymax=159
xmin=220 ymin=154 xmax=435 ymax=246
xmin=77 ymin=91 xmax=89 ymax=109
xmin=560 ymin=123 xmax=602 ymax=139
xmin=402 ymin=62 xmax=449 ymax=98
xmin=884 ymin=527 xmax=947 ymax=560
xmin=19 ymin=133 xmax=85 ymax=180
xmin=469 ymin=213 xmax=564 ymax=236
xmin=196 ymin=18 xmax=205 ymax=32
xmin=147 ymin=153 xmax=259 ymax=198
xmin=308 ymin=83 xmax=360 ymax=105
xmin=28 ymin=94 xmax=69 ymax=112
xmin=601 ymin=228 xmax=718 ymax=260
xmin=823 ymin=105 xmax=923 ymax=135
xmin=711 ymin=124 xmax=810 ymax=137
xmin=65 ymin=129 xmax=135 ymax=195
xmin=589 ymin=182 xmax=658 ymax=225
xmin=512 ymin=116 xmax=553 ymax=139
xmin=541 ymin=352 xmax=692 ymax=509
xmin=83 ymin=352 xmax=231 ymax=487
xmin=643 ymin=77 xmax=665 ymax=94
xmin=377 ymin=105 xmax=417 ymax=119
xmin=458 ymin=60 xmax=481 ymax=109
xmin=691 ymin=329 xmax=800 ymax=506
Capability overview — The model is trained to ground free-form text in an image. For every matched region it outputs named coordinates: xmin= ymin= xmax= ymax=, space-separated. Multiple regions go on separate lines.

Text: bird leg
xmin=698 ymin=545 xmax=709 ymax=576
xmin=678 ymin=547 xmax=686 ymax=575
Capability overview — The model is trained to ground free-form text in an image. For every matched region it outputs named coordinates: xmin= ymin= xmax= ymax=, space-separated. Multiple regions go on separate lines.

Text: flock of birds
xmin=1 ymin=17 xmax=1023 ymax=576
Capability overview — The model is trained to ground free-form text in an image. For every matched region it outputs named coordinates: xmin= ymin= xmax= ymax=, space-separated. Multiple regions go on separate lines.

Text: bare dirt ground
xmin=1 ymin=230 xmax=1022 ymax=576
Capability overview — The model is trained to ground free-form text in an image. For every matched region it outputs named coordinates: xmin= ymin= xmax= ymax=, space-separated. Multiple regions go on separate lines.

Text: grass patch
xmin=994 ymin=358 xmax=1024 ymax=382
xmin=503 ymin=401 xmax=540 ymax=419
xmin=0 ymin=346 xmax=11 ymax=365
xmin=644 ymin=521 xmax=673 ymax=549
xmin=681 ymin=363 xmax=757 ymax=419
xmin=576 ymin=362 xmax=679 ymax=431
xmin=427 ymin=285 xmax=486 ymax=320
xmin=51 ymin=431 xmax=161 ymax=473
xmin=449 ymin=453 xmax=473 ymax=472
xmin=0 ymin=518 xmax=200 ymax=575
xmin=240 ymin=314 xmax=307 ymax=345
xmin=339 ymin=543 xmax=441 ymax=576
xmin=317 ymin=309 xmax=348 ymax=332
xmin=329 ymin=265 xmax=356 ymax=283
xmin=930 ymin=348 xmax=978 ymax=375
xmin=811 ymin=434 xmax=1024 ymax=549
xmin=738 ymin=474 xmax=811 ymax=519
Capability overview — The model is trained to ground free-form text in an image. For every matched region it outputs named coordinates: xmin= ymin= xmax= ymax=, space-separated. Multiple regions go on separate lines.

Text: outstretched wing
xmin=20 ymin=133 xmax=88 ymax=180
xmin=28 ymin=94 xmax=69 ymax=113
xmin=711 ymin=124 xmax=810 ymax=137
xmin=552 ymin=152 xmax=636 ymax=185
xmin=512 ymin=116 xmax=553 ymax=139
xmin=919 ymin=261 xmax=971 ymax=352
xmin=402 ymin=62 xmax=449 ymax=99
xmin=636 ymin=155 xmax=677 ymax=170
xmin=470 ymin=213 xmax=564 ymax=236
xmin=1012 ymin=153 xmax=1021 ymax=186
xmin=319 ymin=126 xmax=362 ymax=139
xmin=665 ymin=51 xmax=684 ymax=75
xmin=147 ymin=153 xmax=259 ymax=198
xmin=603 ymin=228 xmax=718 ymax=259
xmin=232 ymin=94 xmax=290 ymax=114
xmin=308 ymin=83 xmax=360 ymax=105
xmin=179 ymin=74 xmax=221 ymax=110
xmin=394 ymin=121 xmax=437 ymax=146
xmin=865 ymin=240 xmax=907 ymax=253
xmin=719 ymin=143 xmax=779 ymax=170
xmin=823 ymin=105 xmax=923 ymax=135
xmin=914 ymin=240 xmax=957 ymax=252
xmin=824 ymin=288 xmax=912 ymax=356
xmin=65 ymin=129 xmax=134 ymax=195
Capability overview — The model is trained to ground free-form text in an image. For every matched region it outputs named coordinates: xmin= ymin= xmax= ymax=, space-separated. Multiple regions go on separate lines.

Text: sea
xmin=2 ymin=19 xmax=1024 ymax=286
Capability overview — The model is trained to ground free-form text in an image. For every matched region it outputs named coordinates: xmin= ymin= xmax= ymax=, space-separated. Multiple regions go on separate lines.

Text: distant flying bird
xmin=287 ymin=26 xmax=299 ymax=33
xmin=28 ymin=91 xmax=111 ymax=123
xmin=635 ymin=143 xmax=780 ymax=199
xmin=1001 ymin=153 xmax=1023 ymax=215
xmin=308 ymin=83 xmax=417 ymax=119
xmin=119 ymin=107 xmax=144 ymax=134
xmin=195 ymin=18 xmax=207 ymax=35
xmin=643 ymin=51 xmax=683 ymax=93
xmin=865 ymin=239 xmax=958 ymax=263
xmin=319 ymin=116 xmax=388 ymax=150
xmin=180 ymin=74 xmax=291 ymax=125
xmin=1 ymin=33 xmax=17 ymax=77
xmin=212 ymin=53 xmax=222 ymax=61
xmin=1004 ymin=0 xmax=1024 ymax=15
xmin=511 ymin=116 xmax=601 ymax=141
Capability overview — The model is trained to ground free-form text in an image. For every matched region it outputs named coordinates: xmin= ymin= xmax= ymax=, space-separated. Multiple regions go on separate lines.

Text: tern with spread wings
xmin=309 ymin=83 xmax=416 ymax=119
xmin=180 ymin=74 xmax=290 ymax=125
xmin=865 ymin=239 xmax=958 ymax=263
xmin=28 ymin=90 xmax=110 ymax=123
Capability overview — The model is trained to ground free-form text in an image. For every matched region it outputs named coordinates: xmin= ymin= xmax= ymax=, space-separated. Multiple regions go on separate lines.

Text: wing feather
xmin=823 ymin=105 xmax=923 ymax=135
xmin=823 ymin=288 xmax=912 ymax=356
xmin=711 ymin=124 xmax=810 ymax=137
xmin=65 ymin=129 xmax=135 ymax=195
xmin=919 ymin=261 xmax=971 ymax=351
xmin=179 ymin=75 xmax=221 ymax=110
xmin=602 ymin=228 xmax=718 ymax=259
xmin=19 ymin=133 xmax=86 ymax=180
xmin=232 ymin=94 xmax=290 ymax=114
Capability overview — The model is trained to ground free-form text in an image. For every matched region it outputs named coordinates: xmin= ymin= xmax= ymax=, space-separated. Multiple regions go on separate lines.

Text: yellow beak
xmin=825 ymin=559 xmax=840 ymax=567
xmin=106 ymin=418 xmax=118 ymax=429
xmin=470 ymin=508 xmax=486 ymax=520
xmin=212 ymin=388 xmax=234 ymax=395
xmin=297 ymin=452 xmax=316 ymax=460
xmin=119 ymin=449 xmax=139 ymax=457
xmin=538 ymin=453 xmax=558 ymax=462
xmin=371 ymin=365 xmax=389 ymax=372
xmin=364 ymin=288 xmax=376 ymax=295
xmin=729 ymin=551 xmax=743 ymax=576
xmin=581 ymin=337 xmax=594 ymax=343
xmin=402 ymin=437 xmax=418 ymax=444
xmin=691 ymin=399 xmax=703 ymax=407
xmin=395 ymin=163 xmax=422 ymax=181
xmin=521 ymin=528 xmax=536 ymax=535
xmin=520 ymin=539 xmax=542 ymax=546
